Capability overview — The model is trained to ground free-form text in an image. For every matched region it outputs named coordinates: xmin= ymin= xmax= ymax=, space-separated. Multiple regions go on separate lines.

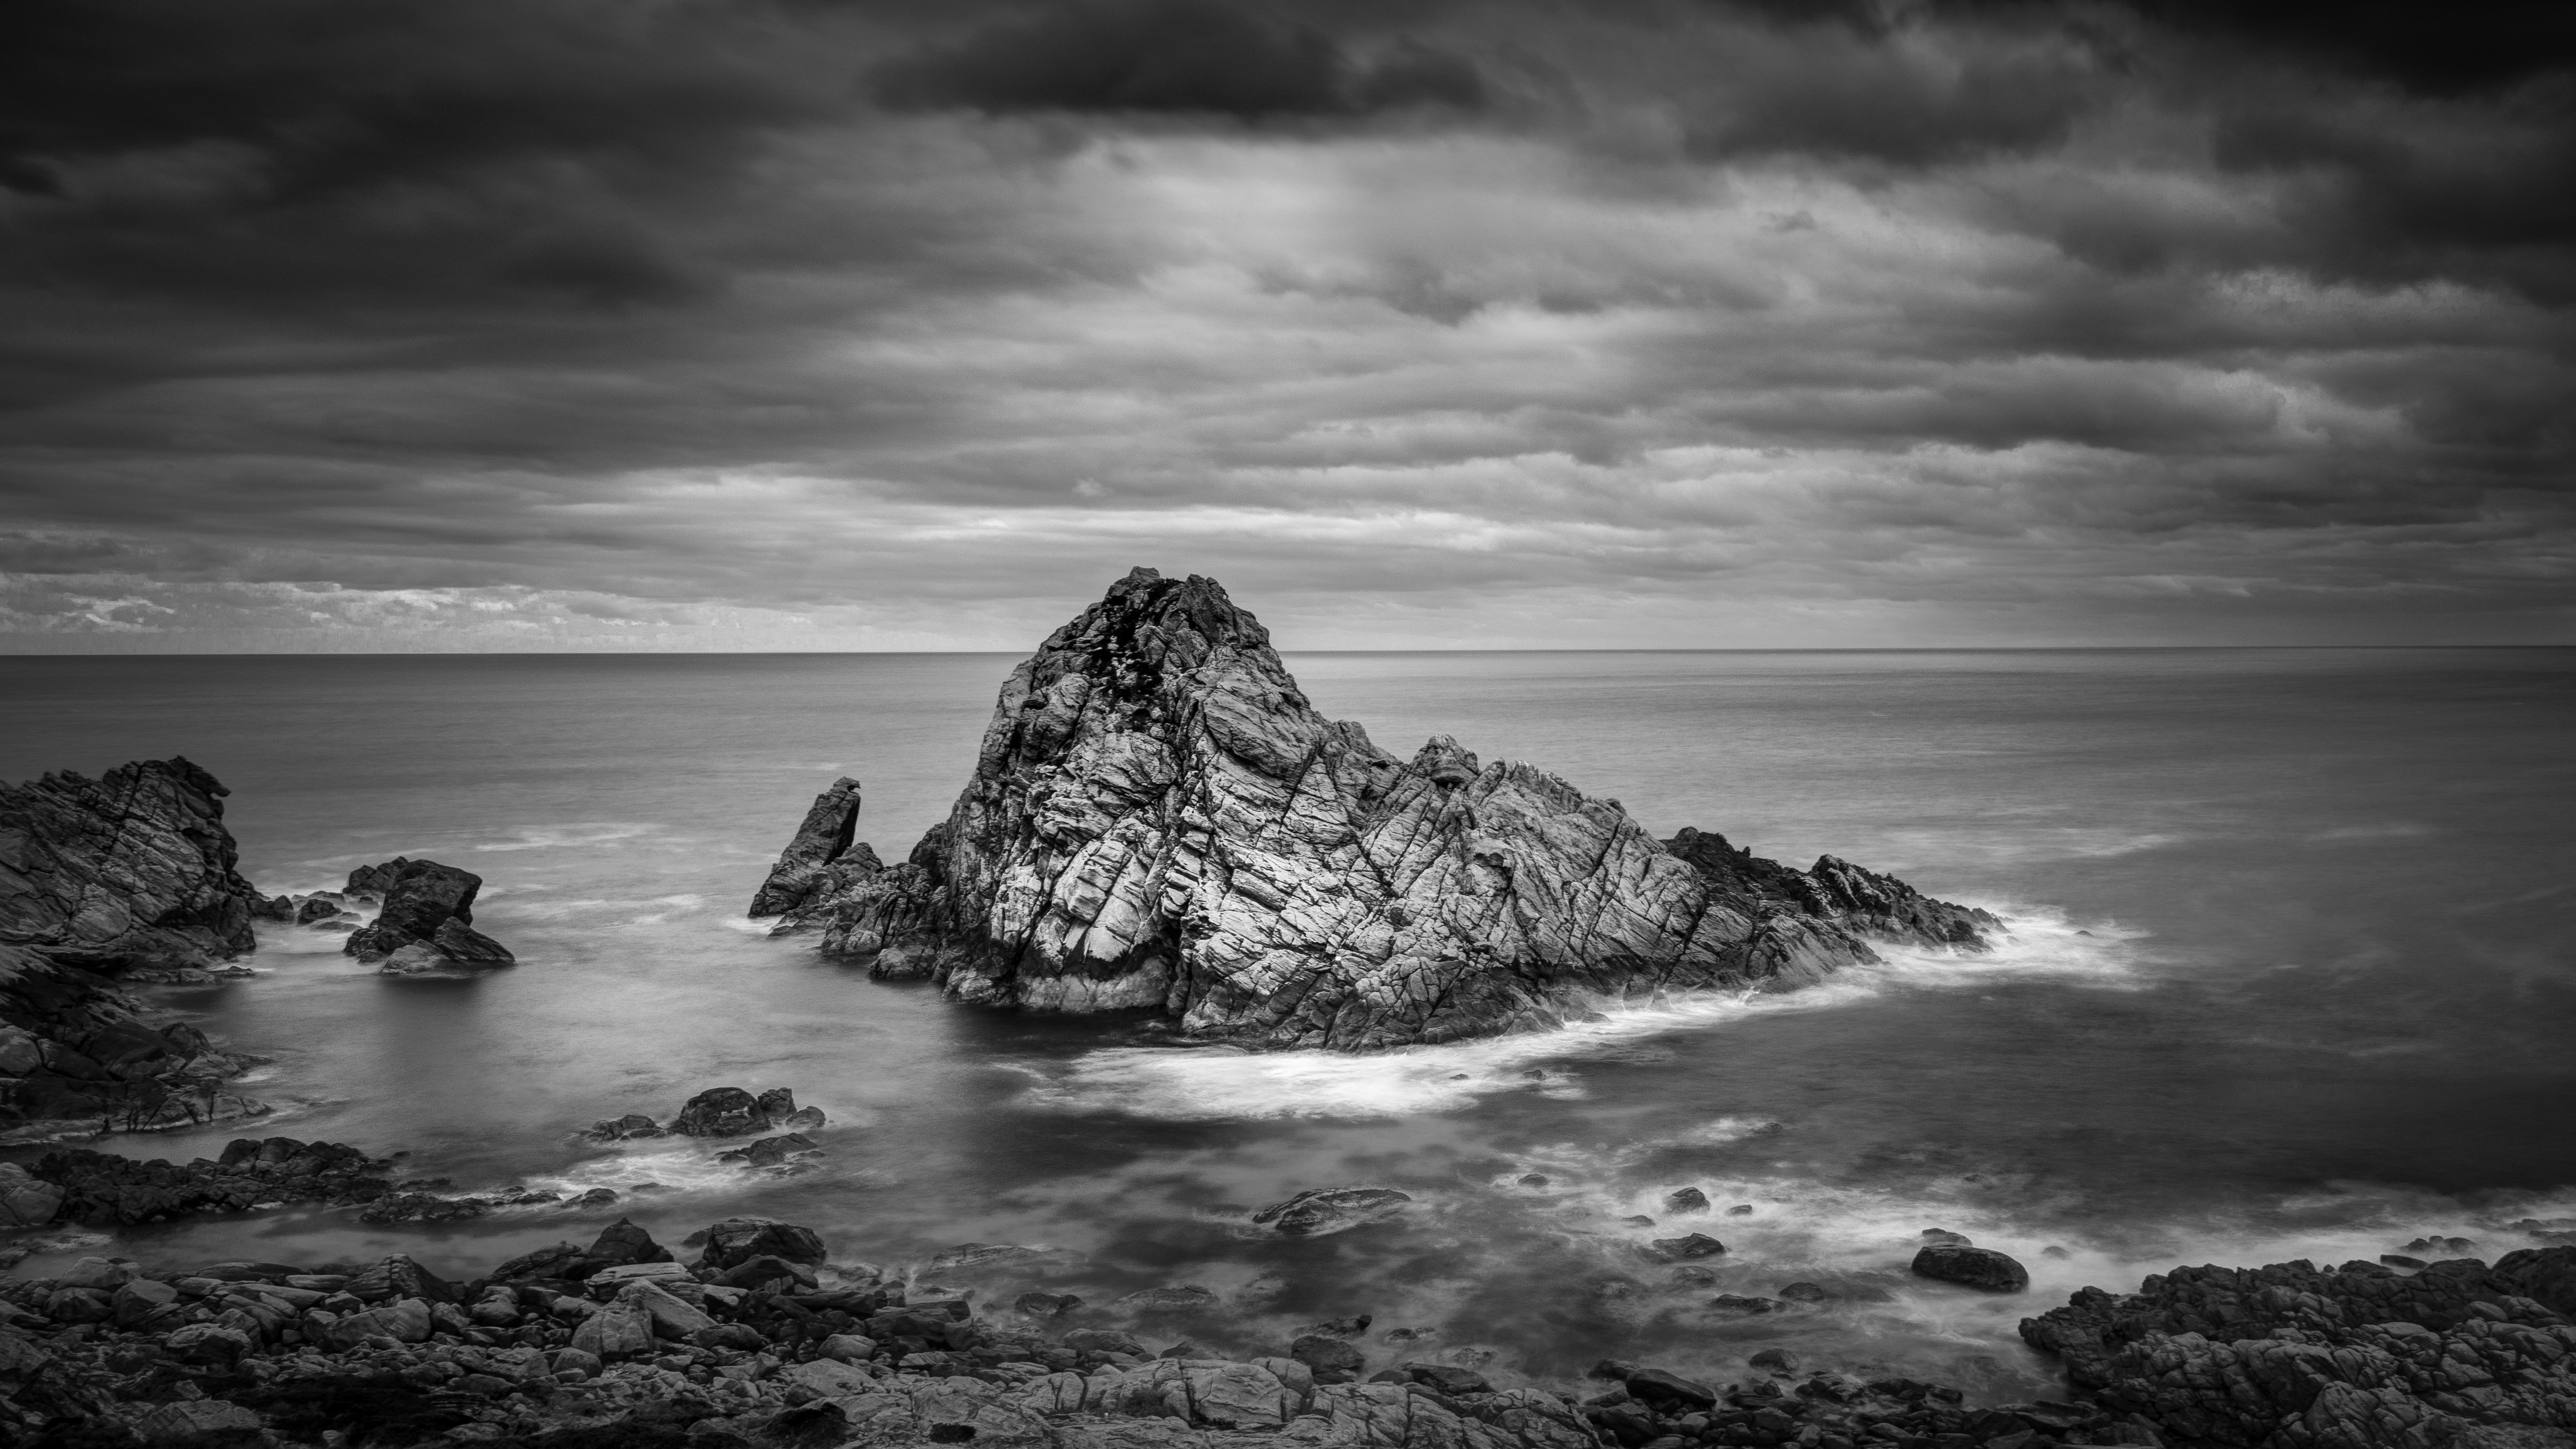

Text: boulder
xmin=323 ymin=1297 xmax=433 ymax=1348
xmin=570 ymin=1299 xmax=654 ymax=1359
xmin=1663 ymin=1187 xmax=1710 ymax=1214
xmin=344 ymin=1254 xmax=458 ymax=1305
xmin=584 ymin=1218 xmax=675 ymax=1270
xmin=1626 ymin=1367 xmax=1718 ymax=1411
xmin=162 ymin=1322 xmax=252 ymax=1366
xmin=619 ymin=1279 xmax=715 ymax=1339
xmin=293 ymin=894 xmax=344 ymax=924
xmin=1290 ymin=1333 xmax=1366 ymax=1384
xmin=697 ymin=1216 xmax=829 ymax=1268
xmin=1910 ymin=1244 xmax=2029 ymax=1292
xmin=0 ymin=1162 xmax=63 ymax=1226
xmin=753 ymin=569 xmax=1996 ymax=1048
xmin=673 ymin=1086 xmax=770 ymax=1137
xmin=340 ymin=858 xmax=515 ymax=968
xmin=1252 ymin=1187 xmax=1413 ymax=1236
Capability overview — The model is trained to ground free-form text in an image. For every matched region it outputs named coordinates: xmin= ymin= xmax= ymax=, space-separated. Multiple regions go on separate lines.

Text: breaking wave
xmin=1019 ymin=904 xmax=2141 ymax=1122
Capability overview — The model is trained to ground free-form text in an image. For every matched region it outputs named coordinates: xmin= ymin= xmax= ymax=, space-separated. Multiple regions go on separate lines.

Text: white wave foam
xmin=1022 ymin=904 xmax=2140 ymax=1122
xmin=719 ymin=915 xmax=787 ymax=937
xmin=523 ymin=1145 xmax=757 ymax=1197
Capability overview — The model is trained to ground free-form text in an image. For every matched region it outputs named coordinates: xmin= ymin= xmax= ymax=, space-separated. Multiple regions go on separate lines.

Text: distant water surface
xmin=2 ymin=649 xmax=2572 ymax=1402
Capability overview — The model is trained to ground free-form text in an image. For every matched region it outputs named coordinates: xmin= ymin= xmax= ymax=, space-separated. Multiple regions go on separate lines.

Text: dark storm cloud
xmin=0 ymin=0 xmax=2570 ymax=648
xmin=871 ymin=0 xmax=1485 ymax=119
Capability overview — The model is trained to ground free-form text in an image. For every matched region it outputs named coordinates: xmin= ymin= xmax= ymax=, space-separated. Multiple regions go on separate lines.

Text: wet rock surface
xmin=753 ymin=569 xmax=1998 ymax=1049
xmin=2020 ymin=1247 xmax=2576 ymax=1449
xmin=0 ymin=759 xmax=275 ymax=1143
xmin=26 ymin=1136 xmax=397 ymax=1226
xmin=0 ymin=1228 xmax=2569 ymax=1449
xmin=593 ymin=1087 xmax=828 ymax=1148
xmin=1913 ymin=1245 xmax=2031 ymax=1293
xmin=342 ymin=858 xmax=518 ymax=972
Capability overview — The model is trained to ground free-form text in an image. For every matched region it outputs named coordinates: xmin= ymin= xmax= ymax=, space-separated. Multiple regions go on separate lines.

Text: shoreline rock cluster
xmin=0 ymin=1206 xmax=2564 ymax=1449
xmin=0 ymin=760 xmax=276 ymax=1144
xmin=752 ymin=569 xmax=1999 ymax=1050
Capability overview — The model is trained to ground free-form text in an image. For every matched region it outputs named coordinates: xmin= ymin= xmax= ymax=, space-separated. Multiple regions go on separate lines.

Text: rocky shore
xmin=0 ymin=1199 xmax=2566 ymax=1449
xmin=0 ymin=760 xmax=277 ymax=1144
xmin=752 ymin=569 xmax=1998 ymax=1049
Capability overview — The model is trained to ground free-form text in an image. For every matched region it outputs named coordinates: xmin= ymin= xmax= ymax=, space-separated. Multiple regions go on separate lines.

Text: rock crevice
xmin=753 ymin=569 xmax=1997 ymax=1049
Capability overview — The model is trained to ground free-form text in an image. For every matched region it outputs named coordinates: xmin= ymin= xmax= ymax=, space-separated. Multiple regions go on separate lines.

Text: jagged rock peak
xmin=752 ymin=569 xmax=1998 ymax=1049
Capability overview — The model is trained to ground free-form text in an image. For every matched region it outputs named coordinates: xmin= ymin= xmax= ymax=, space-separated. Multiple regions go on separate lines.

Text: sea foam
xmin=1019 ymin=901 xmax=2141 ymax=1122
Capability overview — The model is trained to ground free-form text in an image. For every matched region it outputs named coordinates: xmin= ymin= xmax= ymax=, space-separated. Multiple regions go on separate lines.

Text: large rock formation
xmin=0 ymin=759 xmax=272 ymax=1140
xmin=341 ymin=858 xmax=515 ymax=973
xmin=752 ymin=569 xmax=1996 ymax=1049
xmin=0 ymin=758 xmax=267 ymax=972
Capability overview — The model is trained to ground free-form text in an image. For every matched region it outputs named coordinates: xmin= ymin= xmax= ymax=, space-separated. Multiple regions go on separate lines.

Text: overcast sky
xmin=3 ymin=0 xmax=2570 ymax=650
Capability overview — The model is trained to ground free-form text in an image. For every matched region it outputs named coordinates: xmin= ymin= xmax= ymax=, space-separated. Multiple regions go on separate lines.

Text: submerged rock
xmin=751 ymin=568 xmax=1997 ymax=1049
xmin=342 ymin=859 xmax=517 ymax=971
xmin=1250 ymin=1187 xmax=1412 ymax=1236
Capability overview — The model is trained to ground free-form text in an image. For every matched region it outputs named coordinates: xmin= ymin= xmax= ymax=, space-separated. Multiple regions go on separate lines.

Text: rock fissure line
xmin=752 ymin=569 xmax=1999 ymax=1050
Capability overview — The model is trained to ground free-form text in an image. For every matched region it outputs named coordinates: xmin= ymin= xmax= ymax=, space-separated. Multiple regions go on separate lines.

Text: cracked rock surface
xmin=0 ymin=759 xmax=273 ymax=1142
xmin=753 ymin=569 xmax=1996 ymax=1049
xmin=2019 ymin=1248 xmax=2576 ymax=1449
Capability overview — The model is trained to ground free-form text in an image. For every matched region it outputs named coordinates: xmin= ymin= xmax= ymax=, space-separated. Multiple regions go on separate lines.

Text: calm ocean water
xmin=3 ymin=649 xmax=2572 ymax=1401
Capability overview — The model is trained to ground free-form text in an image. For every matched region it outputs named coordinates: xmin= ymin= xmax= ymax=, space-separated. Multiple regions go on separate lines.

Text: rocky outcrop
xmin=752 ymin=568 xmax=1999 ymax=1049
xmin=0 ymin=942 xmax=268 ymax=1142
xmin=24 ymin=1136 xmax=396 ymax=1226
xmin=2020 ymin=1248 xmax=2576 ymax=1449
xmin=0 ymin=758 xmax=269 ymax=972
xmin=340 ymin=858 xmax=516 ymax=973
xmin=0 ymin=760 xmax=277 ymax=1140
xmin=750 ymin=777 xmax=869 ymax=917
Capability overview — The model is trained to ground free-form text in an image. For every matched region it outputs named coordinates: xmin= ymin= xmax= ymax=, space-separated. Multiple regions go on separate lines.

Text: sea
xmin=3 ymin=648 xmax=2572 ymax=1403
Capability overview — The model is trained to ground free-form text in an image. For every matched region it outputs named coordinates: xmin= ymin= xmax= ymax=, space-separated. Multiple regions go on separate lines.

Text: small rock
xmin=1727 ymin=1204 xmax=1755 ymax=1216
xmin=1664 ymin=1187 xmax=1710 ymax=1214
xmin=1711 ymin=1295 xmax=1781 ymax=1314
xmin=1518 ymin=1174 xmax=1550 ymax=1187
xmin=1748 ymin=1348 xmax=1801 ymax=1372
xmin=1777 ymin=1282 xmax=1834 ymax=1303
xmin=1919 ymin=1228 xmax=1973 ymax=1246
xmin=1910 ymin=1244 xmax=2029 ymax=1292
